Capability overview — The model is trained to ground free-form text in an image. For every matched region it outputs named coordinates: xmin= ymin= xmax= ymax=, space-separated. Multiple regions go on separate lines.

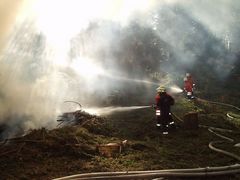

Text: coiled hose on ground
xmin=54 ymin=98 xmax=240 ymax=179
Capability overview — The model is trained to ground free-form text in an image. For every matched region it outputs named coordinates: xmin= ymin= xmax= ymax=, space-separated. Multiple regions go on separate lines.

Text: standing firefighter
xmin=184 ymin=73 xmax=195 ymax=99
xmin=154 ymin=86 xmax=175 ymax=134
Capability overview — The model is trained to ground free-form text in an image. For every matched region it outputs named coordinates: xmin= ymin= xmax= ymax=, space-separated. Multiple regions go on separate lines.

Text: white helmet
xmin=186 ymin=73 xmax=190 ymax=77
xmin=156 ymin=86 xmax=166 ymax=93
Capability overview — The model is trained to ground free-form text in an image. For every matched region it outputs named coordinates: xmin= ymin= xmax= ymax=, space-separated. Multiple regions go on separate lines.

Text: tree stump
xmin=183 ymin=112 xmax=199 ymax=129
xmin=97 ymin=144 xmax=121 ymax=157
xmin=97 ymin=140 xmax=128 ymax=157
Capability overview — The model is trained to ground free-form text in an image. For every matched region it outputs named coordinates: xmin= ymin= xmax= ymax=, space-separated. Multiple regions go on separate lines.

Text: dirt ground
xmin=0 ymin=97 xmax=240 ymax=179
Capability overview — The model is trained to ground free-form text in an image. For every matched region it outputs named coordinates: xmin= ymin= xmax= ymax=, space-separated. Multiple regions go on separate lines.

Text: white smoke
xmin=0 ymin=0 xmax=239 ymax=137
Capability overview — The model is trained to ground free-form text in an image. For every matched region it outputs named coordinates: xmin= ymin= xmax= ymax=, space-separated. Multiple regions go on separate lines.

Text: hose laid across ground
xmin=227 ymin=113 xmax=240 ymax=119
xmin=195 ymin=97 xmax=240 ymax=161
xmin=53 ymin=164 xmax=240 ymax=180
xmin=172 ymin=113 xmax=240 ymax=162
xmin=209 ymin=141 xmax=240 ymax=161
xmin=206 ymin=127 xmax=240 ymax=161
xmin=196 ymin=98 xmax=240 ymax=111
xmin=227 ymin=113 xmax=240 ymax=127
xmin=54 ymin=99 xmax=240 ymax=180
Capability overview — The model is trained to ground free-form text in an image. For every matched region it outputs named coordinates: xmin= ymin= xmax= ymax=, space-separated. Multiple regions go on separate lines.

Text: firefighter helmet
xmin=186 ymin=73 xmax=190 ymax=77
xmin=157 ymin=86 xmax=166 ymax=93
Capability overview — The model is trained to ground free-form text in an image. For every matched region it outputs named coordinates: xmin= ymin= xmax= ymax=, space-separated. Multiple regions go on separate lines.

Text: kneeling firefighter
xmin=154 ymin=86 xmax=175 ymax=134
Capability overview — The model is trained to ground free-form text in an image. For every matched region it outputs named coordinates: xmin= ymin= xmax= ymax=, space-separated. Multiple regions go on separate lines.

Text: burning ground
xmin=0 ymin=96 xmax=240 ymax=179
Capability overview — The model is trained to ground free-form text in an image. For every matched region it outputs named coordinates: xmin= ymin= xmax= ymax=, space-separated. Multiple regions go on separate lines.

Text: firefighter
xmin=184 ymin=73 xmax=195 ymax=99
xmin=155 ymin=86 xmax=175 ymax=134
xmin=186 ymin=73 xmax=195 ymax=88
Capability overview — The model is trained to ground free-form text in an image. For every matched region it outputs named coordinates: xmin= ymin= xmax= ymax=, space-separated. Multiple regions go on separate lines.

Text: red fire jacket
xmin=184 ymin=76 xmax=194 ymax=92
xmin=184 ymin=80 xmax=193 ymax=92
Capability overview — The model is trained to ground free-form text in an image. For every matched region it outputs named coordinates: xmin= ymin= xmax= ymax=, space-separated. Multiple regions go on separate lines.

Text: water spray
xmin=169 ymin=85 xmax=183 ymax=94
xmin=84 ymin=105 xmax=151 ymax=116
xmin=80 ymin=85 xmax=183 ymax=116
xmin=71 ymin=58 xmax=184 ymax=94
xmin=110 ymin=76 xmax=160 ymax=85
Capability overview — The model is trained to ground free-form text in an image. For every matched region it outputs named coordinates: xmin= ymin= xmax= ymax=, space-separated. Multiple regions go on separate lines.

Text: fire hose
xmin=196 ymin=97 xmax=240 ymax=111
xmin=171 ymin=114 xmax=240 ymax=162
xmin=172 ymin=97 xmax=240 ymax=161
xmin=54 ymin=100 xmax=240 ymax=179
xmin=227 ymin=112 xmax=240 ymax=127
xmin=53 ymin=164 xmax=240 ymax=180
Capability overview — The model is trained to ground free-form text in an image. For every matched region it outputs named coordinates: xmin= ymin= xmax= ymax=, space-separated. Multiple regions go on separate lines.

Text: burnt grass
xmin=0 ymin=97 xmax=240 ymax=179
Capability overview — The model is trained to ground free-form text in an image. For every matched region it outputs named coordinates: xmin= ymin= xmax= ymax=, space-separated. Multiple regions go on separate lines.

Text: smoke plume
xmin=0 ymin=0 xmax=24 ymax=50
xmin=0 ymin=0 xmax=239 ymax=137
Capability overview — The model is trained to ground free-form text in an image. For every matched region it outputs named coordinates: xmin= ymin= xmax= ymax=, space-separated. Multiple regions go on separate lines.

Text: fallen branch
xmin=64 ymin=101 xmax=82 ymax=110
xmin=0 ymin=149 xmax=17 ymax=157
